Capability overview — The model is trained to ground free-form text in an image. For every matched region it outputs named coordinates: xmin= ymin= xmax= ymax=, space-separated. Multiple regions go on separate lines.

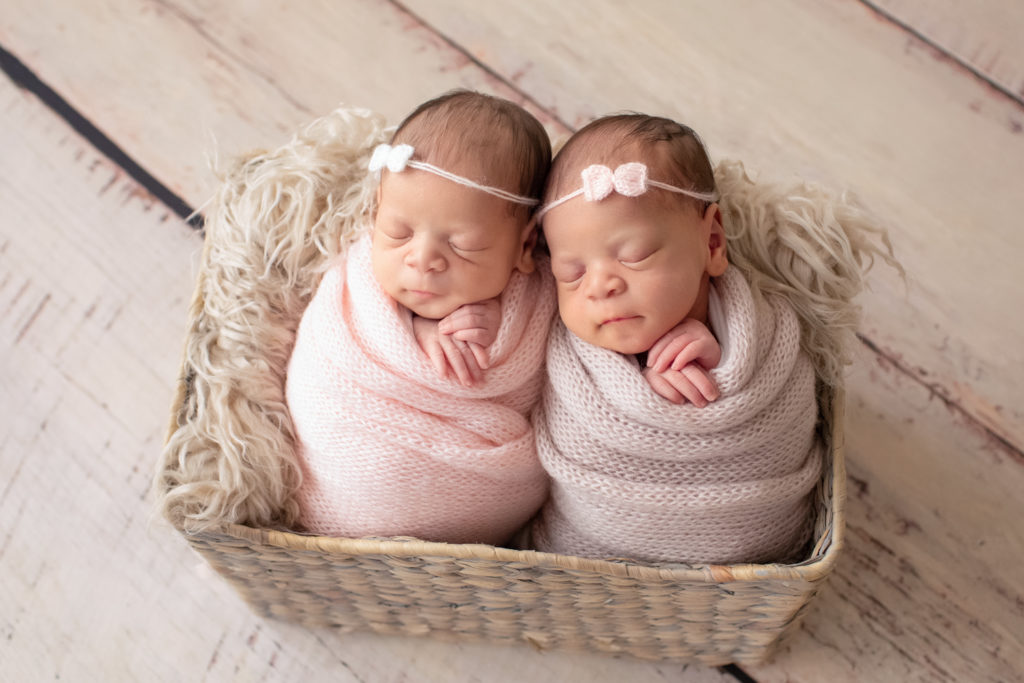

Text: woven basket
xmin=157 ymin=110 xmax=846 ymax=665
xmin=179 ymin=443 xmax=843 ymax=665
xmin=162 ymin=277 xmax=844 ymax=665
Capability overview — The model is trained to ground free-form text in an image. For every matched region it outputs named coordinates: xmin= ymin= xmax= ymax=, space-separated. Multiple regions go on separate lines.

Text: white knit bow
xmin=369 ymin=143 xmax=415 ymax=173
xmin=366 ymin=142 xmax=538 ymax=205
xmin=581 ymin=163 xmax=649 ymax=201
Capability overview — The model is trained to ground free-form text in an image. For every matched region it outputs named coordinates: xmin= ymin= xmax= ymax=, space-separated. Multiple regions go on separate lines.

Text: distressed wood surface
xmin=2 ymin=0 xmax=1023 ymax=681
xmin=0 ymin=77 xmax=735 ymax=683
xmin=0 ymin=0 xmax=568 ymax=206
xmin=755 ymin=352 xmax=1024 ymax=682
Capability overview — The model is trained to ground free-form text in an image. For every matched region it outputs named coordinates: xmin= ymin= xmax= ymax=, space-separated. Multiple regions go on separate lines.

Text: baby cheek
xmin=556 ymin=291 xmax=587 ymax=330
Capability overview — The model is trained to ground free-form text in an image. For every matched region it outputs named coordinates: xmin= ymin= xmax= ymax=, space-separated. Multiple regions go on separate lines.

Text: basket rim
xmin=179 ymin=390 xmax=846 ymax=586
xmin=166 ymin=216 xmax=847 ymax=587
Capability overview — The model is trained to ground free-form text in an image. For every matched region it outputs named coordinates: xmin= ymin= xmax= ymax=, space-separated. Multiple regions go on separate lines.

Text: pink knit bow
xmin=581 ymin=163 xmax=649 ymax=201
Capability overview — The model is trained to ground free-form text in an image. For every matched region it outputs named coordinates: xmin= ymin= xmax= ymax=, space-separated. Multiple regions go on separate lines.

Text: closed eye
xmin=379 ymin=222 xmax=412 ymax=242
xmin=553 ymin=263 xmax=585 ymax=286
xmin=620 ymin=249 xmax=656 ymax=267
xmin=449 ymin=240 xmax=488 ymax=254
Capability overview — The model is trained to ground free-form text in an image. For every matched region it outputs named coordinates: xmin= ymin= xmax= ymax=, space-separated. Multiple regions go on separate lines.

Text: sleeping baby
xmin=286 ymin=91 xmax=556 ymax=545
xmin=528 ymin=114 xmax=826 ymax=564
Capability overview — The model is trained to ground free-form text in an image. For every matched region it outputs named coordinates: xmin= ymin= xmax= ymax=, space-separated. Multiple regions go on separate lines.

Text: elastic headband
xmin=536 ymin=162 xmax=718 ymax=219
xmin=369 ymin=143 xmax=539 ymax=207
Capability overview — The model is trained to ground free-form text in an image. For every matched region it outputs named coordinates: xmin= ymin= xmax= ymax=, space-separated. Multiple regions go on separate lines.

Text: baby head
xmin=538 ymin=114 xmax=728 ymax=355
xmin=370 ymin=90 xmax=551 ymax=319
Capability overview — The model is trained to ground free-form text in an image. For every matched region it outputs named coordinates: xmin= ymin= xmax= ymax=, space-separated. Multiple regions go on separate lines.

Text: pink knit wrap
xmin=286 ymin=234 xmax=556 ymax=545
xmin=530 ymin=266 xmax=822 ymax=565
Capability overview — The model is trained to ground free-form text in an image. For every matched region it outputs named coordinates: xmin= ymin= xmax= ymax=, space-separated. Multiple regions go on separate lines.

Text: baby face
xmin=371 ymin=167 xmax=534 ymax=319
xmin=543 ymin=192 xmax=726 ymax=355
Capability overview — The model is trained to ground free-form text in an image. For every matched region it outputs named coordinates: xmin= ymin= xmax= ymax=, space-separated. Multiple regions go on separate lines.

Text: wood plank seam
xmin=856 ymin=0 xmax=1024 ymax=107
xmin=857 ymin=332 xmax=1024 ymax=465
xmin=0 ymin=41 xmax=202 ymax=230
xmin=386 ymin=0 xmax=576 ymax=132
xmin=149 ymin=0 xmax=316 ymax=118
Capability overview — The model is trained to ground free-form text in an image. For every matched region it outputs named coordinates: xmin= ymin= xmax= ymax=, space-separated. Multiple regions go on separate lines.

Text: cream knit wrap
xmin=530 ymin=266 xmax=822 ymax=565
xmin=286 ymin=234 xmax=556 ymax=545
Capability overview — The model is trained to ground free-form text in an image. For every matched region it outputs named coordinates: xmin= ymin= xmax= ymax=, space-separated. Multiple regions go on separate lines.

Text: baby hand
xmin=646 ymin=319 xmax=722 ymax=373
xmin=437 ymin=297 xmax=502 ymax=370
xmin=412 ymin=315 xmax=485 ymax=387
xmin=643 ymin=319 xmax=722 ymax=406
xmin=642 ymin=364 xmax=719 ymax=406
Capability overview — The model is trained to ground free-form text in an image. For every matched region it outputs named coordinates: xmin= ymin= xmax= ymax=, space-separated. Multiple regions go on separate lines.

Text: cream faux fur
xmin=156 ymin=106 xmax=389 ymax=531
xmin=715 ymin=160 xmax=902 ymax=389
xmin=154 ymin=105 xmax=898 ymax=544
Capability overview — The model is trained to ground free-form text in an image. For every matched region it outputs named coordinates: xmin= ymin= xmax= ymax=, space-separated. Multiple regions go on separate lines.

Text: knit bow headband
xmin=536 ymin=162 xmax=718 ymax=219
xmin=369 ymin=143 xmax=539 ymax=206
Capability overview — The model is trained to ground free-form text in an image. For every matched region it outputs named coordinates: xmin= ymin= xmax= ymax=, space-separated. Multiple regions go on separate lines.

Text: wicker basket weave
xmin=182 ymin=448 xmax=842 ymax=664
xmin=157 ymin=113 xmax=846 ymax=665
xmin=164 ymin=295 xmax=844 ymax=665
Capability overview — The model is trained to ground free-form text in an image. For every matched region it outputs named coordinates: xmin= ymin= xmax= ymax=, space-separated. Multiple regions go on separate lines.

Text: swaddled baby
xmin=286 ymin=91 xmax=556 ymax=545
xmin=528 ymin=114 xmax=823 ymax=565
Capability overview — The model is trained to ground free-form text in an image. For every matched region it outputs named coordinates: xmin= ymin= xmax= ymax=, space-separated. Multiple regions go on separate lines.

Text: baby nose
xmin=585 ymin=267 xmax=625 ymax=299
xmin=405 ymin=238 xmax=447 ymax=273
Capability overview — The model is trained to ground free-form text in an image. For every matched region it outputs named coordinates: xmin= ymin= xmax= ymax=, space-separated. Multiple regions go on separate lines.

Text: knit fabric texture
xmin=530 ymin=266 xmax=822 ymax=565
xmin=286 ymin=233 xmax=556 ymax=545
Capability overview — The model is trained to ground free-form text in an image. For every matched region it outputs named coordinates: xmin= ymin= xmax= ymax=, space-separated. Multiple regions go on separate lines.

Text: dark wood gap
xmin=0 ymin=41 xmax=203 ymax=231
xmin=719 ymin=663 xmax=760 ymax=682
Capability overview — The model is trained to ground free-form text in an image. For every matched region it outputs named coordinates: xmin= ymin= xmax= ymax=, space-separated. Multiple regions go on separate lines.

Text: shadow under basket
xmin=167 ymin=389 xmax=845 ymax=667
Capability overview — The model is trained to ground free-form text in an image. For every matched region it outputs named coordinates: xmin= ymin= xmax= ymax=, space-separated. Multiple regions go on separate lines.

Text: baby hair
xmin=391 ymin=90 xmax=551 ymax=217
xmin=543 ymin=114 xmax=715 ymax=214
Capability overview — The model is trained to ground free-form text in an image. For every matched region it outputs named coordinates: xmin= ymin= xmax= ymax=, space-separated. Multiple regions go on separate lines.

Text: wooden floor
xmin=2 ymin=1 xmax=1022 ymax=680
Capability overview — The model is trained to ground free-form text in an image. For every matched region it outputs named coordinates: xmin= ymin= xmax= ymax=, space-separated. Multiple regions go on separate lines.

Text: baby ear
xmin=704 ymin=203 xmax=729 ymax=277
xmin=515 ymin=217 xmax=539 ymax=274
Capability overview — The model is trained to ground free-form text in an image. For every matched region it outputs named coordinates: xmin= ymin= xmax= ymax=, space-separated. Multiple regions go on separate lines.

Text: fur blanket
xmin=286 ymin=234 xmax=556 ymax=545
xmin=529 ymin=266 xmax=822 ymax=565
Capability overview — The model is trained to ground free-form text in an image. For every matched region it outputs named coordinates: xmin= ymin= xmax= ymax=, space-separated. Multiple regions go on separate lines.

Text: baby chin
xmin=582 ymin=316 xmax=660 ymax=355
xmin=397 ymin=289 xmax=465 ymax=320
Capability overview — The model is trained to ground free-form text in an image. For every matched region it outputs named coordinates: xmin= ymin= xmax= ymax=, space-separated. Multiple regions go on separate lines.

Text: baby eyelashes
xmin=642 ymin=319 xmax=722 ymax=406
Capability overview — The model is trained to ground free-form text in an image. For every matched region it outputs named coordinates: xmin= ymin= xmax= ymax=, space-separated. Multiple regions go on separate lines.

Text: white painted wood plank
xmin=0 ymin=0 xmax=567 ymax=207
xmin=0 ymin=72 xmax=731 ymax=683
xmin=754 ymin=350 xmax=1024 ymax=681
xmin=400 ymin=0 xmax=1024 ymax=455
xmin=870 ymin=0 xmax=1024 ymax=101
